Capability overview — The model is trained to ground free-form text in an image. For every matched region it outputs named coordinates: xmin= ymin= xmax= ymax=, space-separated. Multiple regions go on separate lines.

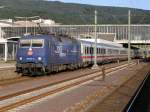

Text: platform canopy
xmin=0 ymin=38 xmax=17 ymax=62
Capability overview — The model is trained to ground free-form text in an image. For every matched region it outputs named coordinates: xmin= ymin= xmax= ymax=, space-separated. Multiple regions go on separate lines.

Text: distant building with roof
xmin=13 ymin=18 xmax=59 ymax=27
xmin=0 ymin=18 xmax=59 ymax=61
xmin=32 ymin=19 xmax=59 ymax=26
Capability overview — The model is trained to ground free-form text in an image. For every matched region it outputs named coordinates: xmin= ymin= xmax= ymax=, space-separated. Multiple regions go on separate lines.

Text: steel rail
xmin=0 ymin=61 xmax=129 ymax=86
xmin=0 ymin=62 xmax=130 ymax=101
xmin=0 ymin=63 xmax=135 ymax=111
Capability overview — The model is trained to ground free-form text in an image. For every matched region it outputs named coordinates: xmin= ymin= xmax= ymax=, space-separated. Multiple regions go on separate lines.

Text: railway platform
xmin=89 ymin=63 xmax=150 ymax=112
xmin=0 ymin=62 xmax=149 ymax=112
xmin=123 ymin=62 xmax=150 ymax=112
xmin=0 ymin=61 xmax=15 ymax=69
xmin=0 ymin=61 xmax=17 ymax=80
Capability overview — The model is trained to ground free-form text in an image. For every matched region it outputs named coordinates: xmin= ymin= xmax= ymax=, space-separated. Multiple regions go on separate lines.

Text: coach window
xmin=89 ymin=47 xmax=91 ymax=54
xmin=113 ymin=50 xmax=115 ymax=54
xmin=100 ymin=48 xmax=102 ymax=54
xmin=110 ymin=49 xmax=112 ymax=54
xmin=90 ymin=47 xmax=94 ymax=54
xmin=84 ymin=46 xmax=87 ymax=54
xmin=120 ymin=50 xmax=126 ymax=54
xmin=88 ymin=47 xmax=90 ymax=54
xmin=85 ymin=46 xmax=87 ymax=54
xmin=97 ymin=48 xmax=98 ymax=54
xmin=116 ymin=50 xmax=119 ymax=54
xmin=102 ymin=48 xmax=106 ymax=54
xmin=85 ymin=47 xmax=87 ymax=54
xmin=97 ymin=48 xmax=99 ymax=54
xmin=108 ymin=49 xmax=111 ymax=54
xmin=86 ymin=47 xmax=88 ymax=54
xmin=87 ymin=47 xmax=89 ymax=54
xmin=90 ymin=47 xmax=92 ymax=54
xmin=112 ymin=50 xmax=114 ymax=54
xmin=87 ymin=47 xmax=90 ymax=54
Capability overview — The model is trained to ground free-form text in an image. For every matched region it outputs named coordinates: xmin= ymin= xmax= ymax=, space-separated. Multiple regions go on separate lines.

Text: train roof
xmin=20 ymin=34 xmax=79 ymax=45
xmin=21 ymin=34 xmax=50 ymax=39
xmin=80 ymin=39 xmax=123 ymax=48
xmin=21 ymin=34 xmax=77 ymax=40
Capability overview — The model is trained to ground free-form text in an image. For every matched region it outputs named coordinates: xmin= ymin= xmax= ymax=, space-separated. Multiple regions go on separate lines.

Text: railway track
xmin=0 ymin=62 xmax=135 ymax=112
xmin=124 ymin=67 xmax=150 ymax=112
xmin=0 ymin=61 xmax=130 ymax=86
xmin=0 ymin=61 xmax=131 ymax=100
xmin=0 ymin=76 xmax=32 ymax=86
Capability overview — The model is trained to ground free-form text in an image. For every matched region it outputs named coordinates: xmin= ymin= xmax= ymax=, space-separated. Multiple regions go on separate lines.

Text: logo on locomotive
xmin=55 ymin=46 xmax=66 ymax=57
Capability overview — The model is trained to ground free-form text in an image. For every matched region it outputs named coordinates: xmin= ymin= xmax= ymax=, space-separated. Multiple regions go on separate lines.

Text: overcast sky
xmin=49 ymin=0 xmax=150 ymax=10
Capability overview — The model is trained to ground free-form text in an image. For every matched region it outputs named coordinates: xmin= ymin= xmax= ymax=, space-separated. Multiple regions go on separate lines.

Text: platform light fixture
xmin=128 ymin=10 xmax=131 ymax=65
xmin=92 ymin=10 xmax=99 ymax=69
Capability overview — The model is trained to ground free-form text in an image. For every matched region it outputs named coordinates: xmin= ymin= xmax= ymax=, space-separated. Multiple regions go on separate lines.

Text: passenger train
xmin=16 ymin=34 xmax=137 ymax=76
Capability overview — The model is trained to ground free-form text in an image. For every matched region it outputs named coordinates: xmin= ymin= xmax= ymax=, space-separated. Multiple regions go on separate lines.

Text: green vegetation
xmin=0 ymin=0 xmax=150 ymax=24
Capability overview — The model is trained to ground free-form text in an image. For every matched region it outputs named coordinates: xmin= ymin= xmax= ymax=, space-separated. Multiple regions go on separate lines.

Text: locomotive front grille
xmin=17 ymin=63 xmax=43 ymax=68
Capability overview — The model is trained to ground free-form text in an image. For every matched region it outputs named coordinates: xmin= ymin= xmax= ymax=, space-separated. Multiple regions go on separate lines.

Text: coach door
xmin=90 ymin=46 xmax=94 ymax=63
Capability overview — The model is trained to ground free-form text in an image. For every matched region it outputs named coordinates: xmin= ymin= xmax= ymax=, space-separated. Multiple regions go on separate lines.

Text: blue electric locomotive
xmin=16 ymin=34 xmax=81 ymax=75
xmin=16 ymin=33 xmax=140 ymax=76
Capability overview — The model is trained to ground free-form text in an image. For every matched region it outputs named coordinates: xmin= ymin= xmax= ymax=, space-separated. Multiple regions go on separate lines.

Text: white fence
xmin=1 ymin=24 xmax=150 ymax=41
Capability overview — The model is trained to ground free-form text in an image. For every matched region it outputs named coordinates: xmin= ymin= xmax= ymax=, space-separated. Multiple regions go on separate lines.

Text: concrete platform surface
xmin=0 ymin=61 xmax=17 ymax=80
xmin=0 ymin=61 xmax=15 ymax=69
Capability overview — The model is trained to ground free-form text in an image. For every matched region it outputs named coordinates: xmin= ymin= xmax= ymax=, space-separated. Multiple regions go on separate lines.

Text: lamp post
xmin=92 ymin=10 xmax=99 ymax=69
xmin=128 ymin=10 xmax=131 ymax=65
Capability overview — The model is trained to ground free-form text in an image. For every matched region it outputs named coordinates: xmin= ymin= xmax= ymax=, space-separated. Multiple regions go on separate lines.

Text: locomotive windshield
xmin=20 ymin=40 xmax=30 ymax=47
xmin=20 ymin=39 xmax=44 ymax=48
xmin=32 ymin=39 xmax=43 ymax=47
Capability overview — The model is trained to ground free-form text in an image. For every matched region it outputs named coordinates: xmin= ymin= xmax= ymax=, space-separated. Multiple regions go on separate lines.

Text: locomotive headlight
xmin=38 ymin=57 xmax=42 ymax=61
xmin=19 ymin=57 xmax=22 ymax=61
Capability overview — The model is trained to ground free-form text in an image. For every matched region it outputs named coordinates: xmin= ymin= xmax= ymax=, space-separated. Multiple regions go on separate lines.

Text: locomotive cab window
xmin=32 ymin=39 xmax=44 ymax=48
xmin=20 ymin=39 xmax=30 ymax=48
xmin=20 ymin=39 xmax=44 ymax=48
